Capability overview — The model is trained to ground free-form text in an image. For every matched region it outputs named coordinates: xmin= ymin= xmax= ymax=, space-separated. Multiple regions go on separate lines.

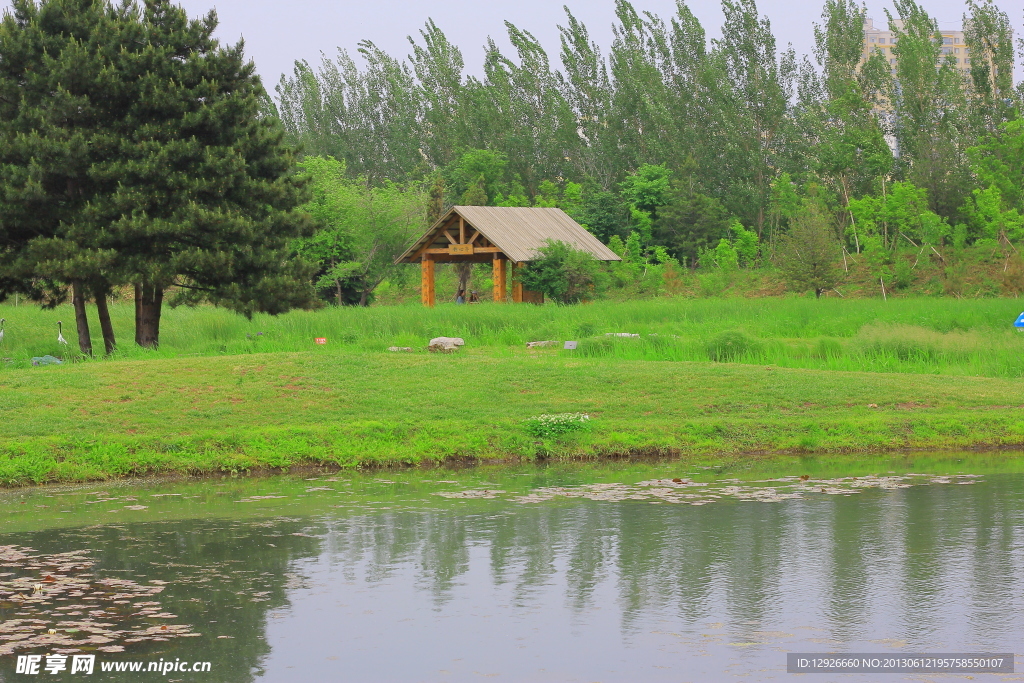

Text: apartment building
xmin=862 ymin=17 xmax=970 ymax=73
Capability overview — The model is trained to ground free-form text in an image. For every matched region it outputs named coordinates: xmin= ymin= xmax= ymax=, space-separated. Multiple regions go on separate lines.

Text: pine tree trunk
xmin=94 ymin=287 xmax=116 ymax=355
xmin=72 ymin=281 xmax=93 ymax=356
xmin=134 ymin=281 xmax=164 ymax=348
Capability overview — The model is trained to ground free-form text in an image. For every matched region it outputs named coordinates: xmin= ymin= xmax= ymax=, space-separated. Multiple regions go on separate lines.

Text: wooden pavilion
xmin=396 ymin=206 xmax=621 ymax=306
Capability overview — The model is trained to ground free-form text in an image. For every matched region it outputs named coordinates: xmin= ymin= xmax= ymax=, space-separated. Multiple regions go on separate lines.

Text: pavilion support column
xmin=492 ymin=256 xmax=506 ymax=303
xmin=511 ymin=262 xmax=524 ymax=303
xmin=421 ymin=255 xmax=436 ymax=307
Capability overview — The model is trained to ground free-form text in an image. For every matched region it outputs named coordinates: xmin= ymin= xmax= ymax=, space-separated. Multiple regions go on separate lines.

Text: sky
xmin=0 ymin=0 xmax=1012 ymax=89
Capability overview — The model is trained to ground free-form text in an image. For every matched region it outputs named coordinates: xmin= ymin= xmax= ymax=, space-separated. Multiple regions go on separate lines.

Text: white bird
xmin=0 ymin=318 xmax=5 ymax=344
xmin=57 ymin=321 xmax=68 ymax=346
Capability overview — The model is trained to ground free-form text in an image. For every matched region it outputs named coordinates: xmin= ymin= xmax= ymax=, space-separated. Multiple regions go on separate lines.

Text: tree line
xmin=276 ymin=0 xmax=1024 ymax=300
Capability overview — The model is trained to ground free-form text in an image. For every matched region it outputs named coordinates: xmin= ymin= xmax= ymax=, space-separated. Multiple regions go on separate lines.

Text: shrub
xmin=523 ymin=413 xmax=592 ymax=438
xmin=520 ymin=240 xmax=608 ymax=304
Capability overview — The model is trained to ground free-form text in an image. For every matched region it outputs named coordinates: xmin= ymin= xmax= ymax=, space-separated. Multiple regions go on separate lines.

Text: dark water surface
xmin=1 ymin=457 xmax=1022 ymax=682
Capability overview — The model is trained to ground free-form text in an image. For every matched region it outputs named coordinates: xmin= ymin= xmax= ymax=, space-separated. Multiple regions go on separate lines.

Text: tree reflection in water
xmin=0 ymin=474 xmax=1021 ymax=682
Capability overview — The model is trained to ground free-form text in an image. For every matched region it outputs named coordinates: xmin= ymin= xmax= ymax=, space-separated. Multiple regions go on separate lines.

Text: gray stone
xmin=428 ymin=337 xmax=464 ymax=353
xmin=387 ymin=346 xmax=414 ymax=352
xmin=429 ymin=337 xmax=465 ymax=347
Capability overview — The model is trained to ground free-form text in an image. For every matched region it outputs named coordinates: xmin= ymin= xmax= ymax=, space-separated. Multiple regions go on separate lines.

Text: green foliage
xmin=713 ymin=240 xmax=740 ymax=272
xmin=520 ymin=240 xmax=607 ymax=304
xmin=655 ymin=181 xmax=733 ymax=266
xmin=619 ymin=164 xmax=672 ymax=216
xmin=623 ymin=232 xmax=644 ymax=264
xmin=731 ymin=221 xmax=760 ymax=266
xmin=963 ymin=186 xmax=1024 ymax=243
xmin=969 ymin=120 xmax=1024 ymax=214
xmin=575 ymin=188 xmax=630 ymax=243
xmin=607 ymin=235 xmax=627 ymax=257
xmin=461 ymin=176 xmax=489 ymax=206
xmin=445 ymin=149 xmax=508 ymax=205
xmin=776 ymin=201 xmax=843 ymax=297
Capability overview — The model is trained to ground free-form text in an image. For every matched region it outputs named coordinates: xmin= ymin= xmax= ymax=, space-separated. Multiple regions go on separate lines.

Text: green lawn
xmin=2 ymin=347 xmax=1024 ymax=485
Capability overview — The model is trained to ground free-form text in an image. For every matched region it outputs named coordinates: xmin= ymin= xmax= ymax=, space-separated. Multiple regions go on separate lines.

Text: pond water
xmin=1 ymin=456 xmax=1023 ymax=682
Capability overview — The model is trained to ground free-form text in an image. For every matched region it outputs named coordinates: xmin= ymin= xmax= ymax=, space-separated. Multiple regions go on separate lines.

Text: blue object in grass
xmin=1015 ymin=313 xmax=1024 ymax=328
xmin=31 ymin=355 xmax=63 ymax=366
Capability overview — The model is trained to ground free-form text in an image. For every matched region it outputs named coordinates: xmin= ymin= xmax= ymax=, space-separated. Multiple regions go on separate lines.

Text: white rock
xmin=428 ymin=337 xmax=463 ymax=353
xmin=604 ymin=333 xmax=640 ymax=338
xmin=526 ymin=340 xmax=559 ymax=348
xmin=387 ymin=346 xmax=414 ymax=352
xmin=429 ymin=337 xmax=465 ymax=347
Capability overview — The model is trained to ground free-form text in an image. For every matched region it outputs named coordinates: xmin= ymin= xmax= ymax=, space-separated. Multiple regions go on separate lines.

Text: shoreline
xmin=2 ymin=437 xmax=1024 ymax=489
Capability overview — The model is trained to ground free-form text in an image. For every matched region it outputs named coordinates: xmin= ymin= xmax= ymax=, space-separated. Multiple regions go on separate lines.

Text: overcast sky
xmin=1 ymin=0 xmax=1015 ymax=88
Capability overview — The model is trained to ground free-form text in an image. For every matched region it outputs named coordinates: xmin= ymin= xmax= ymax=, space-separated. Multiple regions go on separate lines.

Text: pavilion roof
xmin=397 ymin=206 xmax=621 ymax=263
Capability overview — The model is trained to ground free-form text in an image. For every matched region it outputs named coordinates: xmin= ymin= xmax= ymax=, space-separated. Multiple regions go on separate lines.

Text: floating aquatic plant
xmin=0 ymin=546 xmax=198 ymax=656
xmin=426 ymin=473 xmax=982 ymax=506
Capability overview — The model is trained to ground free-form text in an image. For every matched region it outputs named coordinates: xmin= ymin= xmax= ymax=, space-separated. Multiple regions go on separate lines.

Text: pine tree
xmin=0 ymin=0 xmax=315 ymax=349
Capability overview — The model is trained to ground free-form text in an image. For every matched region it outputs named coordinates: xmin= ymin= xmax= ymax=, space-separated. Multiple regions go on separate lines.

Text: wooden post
xmin=459 ymin=216 xmax=465 ymax=244
xmin=511 ymin=262 xmax=524 ymax=303
xmin=421 ymin=255 xmax=435 ymax=307
xmin=492 ymin=256 xmax=506 ymax=303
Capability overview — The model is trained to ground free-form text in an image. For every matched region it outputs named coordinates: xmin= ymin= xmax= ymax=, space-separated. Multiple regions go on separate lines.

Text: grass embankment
xmin=2 ymin=348 xmax=1024 ymax=485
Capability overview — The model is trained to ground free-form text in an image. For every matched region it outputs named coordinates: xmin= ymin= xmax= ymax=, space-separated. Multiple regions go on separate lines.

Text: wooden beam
xmin=425 ymin=254 xmax=494 ymax=263
xmin=459 ymin=216 xmax=465 ymax=244
xmin=492 ymin=257 xmax=506 ymax=303
xmin=468 ymin=230 xmax=481 ymax=245
xmin=443 ymin=230 xmax=457 ymax=244
xmin=424 ymin=246 xmax=502 ymax=255
xmin=409 ymin=233 xmax=447 ymax=261
xmin=421 ymin=255 xmax=435 ymax=307
xmin=511 ymin=262 xmax=523 ymax=303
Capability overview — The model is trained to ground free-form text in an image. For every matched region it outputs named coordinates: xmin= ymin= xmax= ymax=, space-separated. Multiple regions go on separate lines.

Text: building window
xmin=890 ymin=58 xmax=895 ymax=64
xmin=942 ymin=37 xmax=953 ymax=44
xmin=955 ymin=48 xmax=959 ymax=54
xmin=870 ymin=37 xmax=876 ymax=43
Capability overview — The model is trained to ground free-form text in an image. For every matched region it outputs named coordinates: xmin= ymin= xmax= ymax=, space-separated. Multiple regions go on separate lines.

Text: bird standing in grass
xmin=0 ymin=318 xmax=5 ymax=344
xmin=57 ymin=321 xmax=68 ymax=346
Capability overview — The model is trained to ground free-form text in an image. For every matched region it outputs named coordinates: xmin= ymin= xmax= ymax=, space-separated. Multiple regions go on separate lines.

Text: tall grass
xmin=2 ymin=297 xmax=1024 ymax=377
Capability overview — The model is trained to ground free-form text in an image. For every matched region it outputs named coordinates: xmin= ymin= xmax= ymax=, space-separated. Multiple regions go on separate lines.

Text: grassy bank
xmin=2 ymin=348 xmax=1024 ymax=485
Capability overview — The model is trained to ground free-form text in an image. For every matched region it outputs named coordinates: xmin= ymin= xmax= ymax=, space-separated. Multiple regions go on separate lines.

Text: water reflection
xmin=258 ymin=476 xmax=1023 ymax=681
xmin=0 ymin=471 xmax=1022 ymax=681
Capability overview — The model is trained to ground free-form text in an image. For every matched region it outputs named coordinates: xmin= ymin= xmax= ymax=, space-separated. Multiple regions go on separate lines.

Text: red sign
xmin=315 ymin=338 xmax=327 ymax=345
